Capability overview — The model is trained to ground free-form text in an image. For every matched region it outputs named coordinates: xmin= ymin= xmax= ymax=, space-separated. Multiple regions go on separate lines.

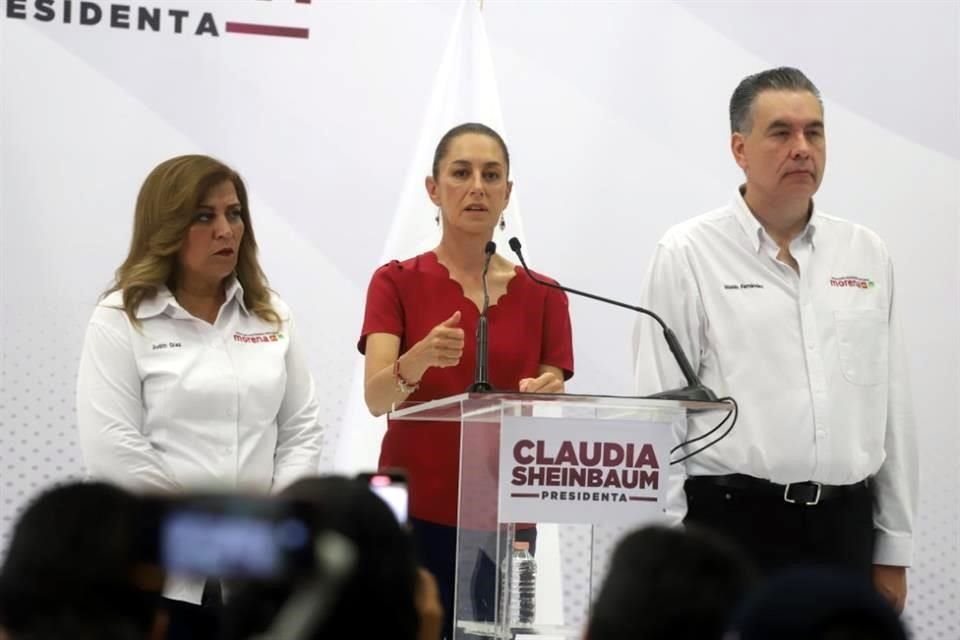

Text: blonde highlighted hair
xmin=107 ymin=154 xmax=280 ymax=327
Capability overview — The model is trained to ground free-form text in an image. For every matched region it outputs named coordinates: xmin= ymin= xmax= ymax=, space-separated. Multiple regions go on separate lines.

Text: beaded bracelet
xmin=393 ymin=359 xmax=420 ymax=394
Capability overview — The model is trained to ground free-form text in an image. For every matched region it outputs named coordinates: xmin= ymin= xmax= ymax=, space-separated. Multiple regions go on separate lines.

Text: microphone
xmin=468 ymin=240 xmax=497 ymax=392
xmin=507 ymin=237 xmax=717 ymax=402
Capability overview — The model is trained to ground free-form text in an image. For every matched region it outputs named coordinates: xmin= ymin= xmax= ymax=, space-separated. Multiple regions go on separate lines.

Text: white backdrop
xmin=1 ymin=1 xmax=958 ymax=637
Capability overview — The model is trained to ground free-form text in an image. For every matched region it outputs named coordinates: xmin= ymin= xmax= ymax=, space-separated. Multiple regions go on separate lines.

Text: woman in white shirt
xmin=76 ymin=154 xmax=324 ymax=640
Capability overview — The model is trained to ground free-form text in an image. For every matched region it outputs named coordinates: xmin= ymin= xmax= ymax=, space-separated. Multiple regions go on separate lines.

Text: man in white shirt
xmin=633 ymin=67 xmax=916 ymax=612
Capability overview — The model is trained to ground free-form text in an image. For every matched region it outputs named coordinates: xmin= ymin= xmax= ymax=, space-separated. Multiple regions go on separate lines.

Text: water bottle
xmin=508 ymin=540 xmax=536 ymax=626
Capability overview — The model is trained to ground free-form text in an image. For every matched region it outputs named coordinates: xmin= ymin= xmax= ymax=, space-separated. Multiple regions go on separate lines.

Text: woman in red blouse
xmin=359 ymin=122 xmax=574 ymax=638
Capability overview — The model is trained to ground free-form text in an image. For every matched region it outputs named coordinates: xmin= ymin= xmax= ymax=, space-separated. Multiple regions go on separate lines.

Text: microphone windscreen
xmin=485 ymin=240 xmax=497 ymax=255
xmin=508 ymin=237 xmax=522 ymax=253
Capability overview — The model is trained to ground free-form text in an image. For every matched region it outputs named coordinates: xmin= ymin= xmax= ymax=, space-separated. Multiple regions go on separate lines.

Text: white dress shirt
xmin=633 ymin=189 xmax=917 ymax=566
xmin=77 ymin=278 xmax=324 ymax=602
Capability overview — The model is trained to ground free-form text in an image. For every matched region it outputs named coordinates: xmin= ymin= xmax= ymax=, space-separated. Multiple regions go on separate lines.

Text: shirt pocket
xmin=834 ymin=309 xmax=888 ymax=386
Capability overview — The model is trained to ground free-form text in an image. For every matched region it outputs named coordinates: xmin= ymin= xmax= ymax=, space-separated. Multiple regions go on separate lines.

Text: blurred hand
xmin=148 ymin=609 xmax=169 ymax=640
xmin=415 ymin=567 xmax=444 ymax=640
xmin=873 ymin=564 xmax=907 ymax=613
xmin=519 ymin=370 xmax=564 ymax=394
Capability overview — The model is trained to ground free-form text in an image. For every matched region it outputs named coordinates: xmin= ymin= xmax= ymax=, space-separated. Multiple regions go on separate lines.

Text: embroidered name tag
xmin=152 ymin=342 xmax=182 ymax=350
xmin=723 ymin=283 xmax=764 ymax=290
xmin=233 ymin=331 xmax=284 ymax=344
xmin=830 ymin=276 xmax=874 ymax=289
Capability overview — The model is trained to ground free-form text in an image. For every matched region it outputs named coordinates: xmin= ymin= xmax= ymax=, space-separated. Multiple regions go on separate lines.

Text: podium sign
xmin=390 ymin=392 xmax=729 ymax=639
xmin=498 ymin=415 xmax=672 ymax=525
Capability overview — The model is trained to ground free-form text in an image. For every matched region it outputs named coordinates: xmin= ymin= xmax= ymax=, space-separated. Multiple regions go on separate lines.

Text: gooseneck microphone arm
xmin=507 ymin=237 xmax=717 ymax=402
xmin=468 ymin=240 xmax=497 ymax=392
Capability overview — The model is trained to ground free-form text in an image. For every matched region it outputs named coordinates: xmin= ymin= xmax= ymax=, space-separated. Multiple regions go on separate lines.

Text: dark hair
xmin=0 ymin=482 xmax=161 ymax=640
xmin=728 ymin=567 xmax=908 ymax=640
xmin=730 ymin=67 xmax=822 ymax=133
xmin=220 ymin=475 xmax=420 ymax=640
xmin=432 ymin=122 xmax=510 ymax=178
xmin=587 ymin=525 xmax=756 ymax=640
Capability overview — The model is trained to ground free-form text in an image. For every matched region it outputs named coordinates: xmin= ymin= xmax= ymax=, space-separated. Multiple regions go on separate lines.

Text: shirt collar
xmin=135 ymin=277 xmax=247 ymax=320
xmin=732 ymin=185 xmax=818 ymax=254
xmin=224 ymin=277 xmax=248 ymax=313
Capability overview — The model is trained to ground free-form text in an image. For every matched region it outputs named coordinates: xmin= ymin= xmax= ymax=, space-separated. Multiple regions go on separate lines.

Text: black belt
xmin=688 ymin=473 xmax=869 ymax=506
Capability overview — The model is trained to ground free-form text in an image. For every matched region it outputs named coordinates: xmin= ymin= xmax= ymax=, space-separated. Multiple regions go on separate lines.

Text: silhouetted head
xmin=0 ymin=482 xmax=163 ymax=640
xmin=587 ymin=525 xmax=756 ymax=640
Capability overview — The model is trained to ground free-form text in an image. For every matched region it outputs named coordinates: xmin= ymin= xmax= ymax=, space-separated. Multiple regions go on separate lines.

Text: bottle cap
xmin=513 ymin=541 xmax=530 ymax=551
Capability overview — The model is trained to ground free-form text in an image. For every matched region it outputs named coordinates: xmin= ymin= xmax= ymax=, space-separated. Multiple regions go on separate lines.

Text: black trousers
xmin=683 ymin=476 xmax=875 ymax=580
xmin=410 ymin=518 xmax=537 ymax=640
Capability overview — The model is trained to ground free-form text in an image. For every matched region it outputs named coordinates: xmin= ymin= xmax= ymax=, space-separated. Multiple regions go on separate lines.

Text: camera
xmin=142 ymin=494 xmax=316 ymax=581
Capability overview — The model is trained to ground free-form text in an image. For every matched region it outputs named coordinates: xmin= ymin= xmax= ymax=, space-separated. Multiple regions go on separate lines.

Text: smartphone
xmin=146 ymin=494 xmax=315 ymax=580
xmin=357 ymin=471 xmax=409 ymax=525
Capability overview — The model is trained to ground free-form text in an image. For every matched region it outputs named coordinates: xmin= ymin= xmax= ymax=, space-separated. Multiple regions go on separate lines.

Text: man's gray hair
xmin=729 ymin=67 xmax=822 ymax=134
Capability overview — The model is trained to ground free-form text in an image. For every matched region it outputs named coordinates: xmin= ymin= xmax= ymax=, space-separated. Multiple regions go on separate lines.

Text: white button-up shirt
xmin=633 ymin=189 xmax=917 ymax=566
xmin=77 ymin=279 xmax=324 ymax=602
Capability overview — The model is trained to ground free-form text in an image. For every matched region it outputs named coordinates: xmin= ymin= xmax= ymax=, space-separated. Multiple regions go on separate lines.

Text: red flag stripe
xmin=225 ymin=22 xmax=309 ymax=39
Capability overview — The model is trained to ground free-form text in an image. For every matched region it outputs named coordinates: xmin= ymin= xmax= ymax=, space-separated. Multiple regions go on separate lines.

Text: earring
xmin=435 ymin=208 xmax=441 ymax=226
xmin=499 ymin=215 xmax=506 ymax=231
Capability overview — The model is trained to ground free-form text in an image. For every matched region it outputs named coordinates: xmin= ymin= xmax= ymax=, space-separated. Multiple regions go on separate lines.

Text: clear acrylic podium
xmin=391 ymin=392 xmax=729 ymax=640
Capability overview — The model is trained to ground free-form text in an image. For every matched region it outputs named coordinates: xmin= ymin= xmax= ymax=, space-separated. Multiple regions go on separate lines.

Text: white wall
xmin=1 ymin=1 xmax=957 ymax=636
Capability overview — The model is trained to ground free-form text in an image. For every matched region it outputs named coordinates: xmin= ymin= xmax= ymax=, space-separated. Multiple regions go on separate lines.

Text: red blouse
xmin=358 ymin=251 xmax=574 ymax=525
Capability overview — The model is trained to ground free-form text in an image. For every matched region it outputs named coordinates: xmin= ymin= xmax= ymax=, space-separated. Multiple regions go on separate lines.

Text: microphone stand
xmin=468 ymin=240 xmax=497 ymax=392
xmin=507 ymin=237 xmax=718 ymax=403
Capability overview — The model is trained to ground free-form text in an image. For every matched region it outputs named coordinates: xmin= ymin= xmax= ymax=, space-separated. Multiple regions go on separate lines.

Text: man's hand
xmin=873 ymin=564 xmax=907 ymax=613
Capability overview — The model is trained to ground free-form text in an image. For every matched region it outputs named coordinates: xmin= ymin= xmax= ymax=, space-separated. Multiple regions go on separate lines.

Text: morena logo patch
xmin=830 ymin=276 xmax=875 ymax=289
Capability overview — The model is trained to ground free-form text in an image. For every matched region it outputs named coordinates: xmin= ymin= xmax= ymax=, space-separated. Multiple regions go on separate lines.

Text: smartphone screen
xmin=155 ymin=496 xmax=313 ymax=580
xmin=359 ymin=472 xmax=408 ymax=525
